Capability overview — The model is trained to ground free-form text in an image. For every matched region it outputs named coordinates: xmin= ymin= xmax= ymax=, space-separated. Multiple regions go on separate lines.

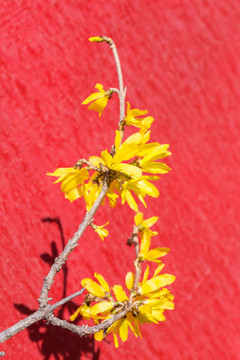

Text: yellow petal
xmin=69 ymin=307 xmax=81 ymax=321
xmin=144 ymin=248 xmax=170 ymax=261
xmin=94 ymin=272 xmax=110 ymax=292
xmin=126 ymin=313 xmax=142 ymax=338
xmin=140 ymin=274 xmax=176 ymax=294
xmin=94 ymin=330 xmax=104 ymax=341
xmin=119 ymin=318 xmax=129 ymax=342
xmin=101 ymin=149 xmax=114 ymax=168
xmin=91 ymin=301 xmax=113 ymax=315
xmin=54 ymin=167 xmax=88 ymax=185
xmin=141 ymin=162 xmax=171 ymax=174
xmin=153 ymin=263 xmax=165 ymax=276
xmin=95 ymin=227 xmax=109 ymax=241
xmin=106 ymin=192 xmax=119 ymax=207
xmin=81 ymin=278 xmax=105 ymax=298
xmin=82 ymin=84 xmax=104 ymax=104
xmin=89 ymin=36 xmax=104 ymax=43
xmin=138 ymin=193 xmax=147 ymax=208
xmin=115 ymin=130 xmax=121 ymax=152
xmin=112 ymin=163 xmax=142 ymax=178
xmin=142 ymin=265 xmax=149 ymax=284
xmin=47 ymin=167 xmax=74 ymax=177
xmin=137 ymin=179 xmax=159 ymax=198
xmin=134 ymin=212 xmax=143 ymax=226
xmin=88 ymin=96 xmax=109 ymax=117
xmin=140 ymin=230 xmax=151 ymax=255
xmin=113 ymin=132 xmax=143 ymax=163
xmin=113 ymin=285 xmax=128 ymax=302
xmin=140 ymin=144 xmax=170 ymax=163
xmin=95 ymin=83 xmax=104 ymax=91
xmin=113 ymin=332 xmax=119 ymax=348
xmin=138 ymin=305 xmax=158 ymax=323
xmin=147 ymin=287 xmax=173 ymax=300
xmin=123 ymin=189 xmax=138 ymax=212
xmin=142 ymin=216 xmax=159 ymax=228
xmin=65 ymin=187 xmax=83 ymax=202
xmin=125 ymin=272 xmax=135 ymax=290
xmin=151 ymin=310 xmax=166 ymax=321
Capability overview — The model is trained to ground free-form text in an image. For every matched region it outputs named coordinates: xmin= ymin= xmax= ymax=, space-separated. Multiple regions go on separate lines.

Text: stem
xmin=39 ymin=181 xmax=109 ymax=308
xmin=46 ymin=302 xmax=132 ymax=337
xmin=0 ymin=183 xmax=109 ymax=345
xmin=0 ymin=288 xmax=85 ymax=344
xmin=103 ymin=36 xmax=126 ymax=142
xmin=48 ymin=288 xmax=85 ymax=313
xmin=131 ymin=225 xmax=142 ymax=292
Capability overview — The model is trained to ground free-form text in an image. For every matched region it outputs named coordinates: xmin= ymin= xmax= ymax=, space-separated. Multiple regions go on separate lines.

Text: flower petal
xmin=113 ymin=285 xmax=128 ymax=302
xmin=142 ymin=265 xmax=149 ymax=284
xmin=101 ymin=150 xmax=114 ymax=168
xmin=142 ymin=216 xmax=159 ymax=228
xmin=91 ymin=301 xmax=113 ymax=315
xmin=112 ymin=163 xmax=142 ymax=178
xmin=140 ymin=274 xmax=176 ymax=294
xmin=144 ymin=247 xmax=170 ymax=261
xmin=125 ymin=272 xmax=135 ymax=290
xmin=94 ymin=273 xmax=110 ymax=292
xmin=141 ymin=162 xmax=172 ymax=174
xmin=94 ymin=330 xmax=104 ymax=341
xmin=134 ymin=212 xmax=143 ymax=226
xmin=88 ymin=96 xmax=109 ymax=117
xmin=119 ymin=318 xmax=129 ymax=342
xmin=115 ymin=130 xmax=121 ymax=152
xmin=81 ymin=278 xmax=105 ymax=298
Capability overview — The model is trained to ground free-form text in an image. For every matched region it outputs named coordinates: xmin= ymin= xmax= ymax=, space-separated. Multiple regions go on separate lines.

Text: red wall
xmin=1 ymin=1 xmax=239 ymax=359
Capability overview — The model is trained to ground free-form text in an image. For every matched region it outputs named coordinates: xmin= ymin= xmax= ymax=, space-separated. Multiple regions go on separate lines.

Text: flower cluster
xmin=47 ymin=85 xmax=171 ymax=214
xmin=70 ymin=213 xmax=175 ymax=347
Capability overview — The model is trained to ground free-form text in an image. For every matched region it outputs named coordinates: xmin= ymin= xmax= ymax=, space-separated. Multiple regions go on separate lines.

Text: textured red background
xmin=1 ymin=1 xmax=240 ymax=359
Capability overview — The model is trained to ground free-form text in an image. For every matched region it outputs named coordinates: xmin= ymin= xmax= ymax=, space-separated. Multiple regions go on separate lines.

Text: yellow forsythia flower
xmin=71 ymin=266 xmax=175 ymax=348
xmin=47 ymin=167 xmax=89 ymax=201
xmin=137 ymin=143 xmax=172 ymax=174
xmin=94 ymin=222 xmax=109 ymax=241
xmin=124 ymin=102 xmax=154 ymax=132
xmin=81 ymin=272 xmax=110 ymax=298
xmin=82 ymin=83 xmax=112 ymax=117
xmin=134 ymin=212 xmax=170 ymax=262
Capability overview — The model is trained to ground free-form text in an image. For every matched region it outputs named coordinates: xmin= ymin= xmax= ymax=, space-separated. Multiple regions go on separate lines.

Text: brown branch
xmin=131 ymin=225 xmax=142 ymax=292
xmin=38 ymin=180 xmax=109 ymax=308
xmin=0 ymin=288 xmax=85 ymax=344
xmin=46 ymin=302 xmax=132 ymax=336
xmin=0 ymin=182 xmax=109 ymax=346
xmin=102 ymin=36 xmax=126 ymax=142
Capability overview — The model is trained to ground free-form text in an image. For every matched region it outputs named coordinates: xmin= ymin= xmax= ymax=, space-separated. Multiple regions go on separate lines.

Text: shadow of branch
xmin=14 ymin=217 xmax=101 ymax=360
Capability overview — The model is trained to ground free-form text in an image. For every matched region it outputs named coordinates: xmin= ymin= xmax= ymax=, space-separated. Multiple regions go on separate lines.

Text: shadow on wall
xmin=14 ymin=217 xmax=101 ymax=360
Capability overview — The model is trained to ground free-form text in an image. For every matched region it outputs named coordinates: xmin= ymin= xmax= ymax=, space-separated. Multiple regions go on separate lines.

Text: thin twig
xmin=38 ymin=180 xmax=109 ymax=308
xmin=0 ymin=288 xmax=85 ymax=344
xmin=131 ymin=225 xmax=142 ymax=292
xmin=48 ymin=288 xmax=85 ymax=313
xmin=74 ymin=159 xmax=101 ymax=172
xmin=46 ymin=302 xmax=132 ymax=336
xmin=102 ymin=36 xmax=126 ymax=142
xmin=0 ymin=182 xmax=109 ymax=345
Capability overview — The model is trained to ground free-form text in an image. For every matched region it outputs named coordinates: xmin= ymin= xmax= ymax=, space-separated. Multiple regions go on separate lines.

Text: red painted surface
xmin=1 ymin=1 xmax=240 ymax=359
